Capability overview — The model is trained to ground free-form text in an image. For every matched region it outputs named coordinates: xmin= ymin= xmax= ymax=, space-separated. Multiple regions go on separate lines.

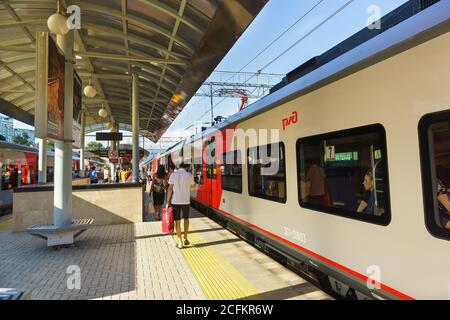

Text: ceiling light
xmin=84 ymin=77 xmax=97 ymax=98
xmin=98 ymin=104 xmax=108 ymax=118
xmin=47 ymin=1 xmax=69 ymax=35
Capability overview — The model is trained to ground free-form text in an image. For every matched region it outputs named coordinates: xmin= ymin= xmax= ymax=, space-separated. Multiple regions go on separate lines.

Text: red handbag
xmin=162 ymin=207 xmax=174 ymax=234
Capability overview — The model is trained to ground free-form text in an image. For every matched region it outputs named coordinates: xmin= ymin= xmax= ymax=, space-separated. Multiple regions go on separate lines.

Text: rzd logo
xmin=282 ymin=111 xmax=298 ymax=130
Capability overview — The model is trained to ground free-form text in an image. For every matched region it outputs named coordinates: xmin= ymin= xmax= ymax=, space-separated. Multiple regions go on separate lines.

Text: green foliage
xmin=86 ymin=141 xmax=104 ymax=151
xmin=47 ymin=140 xmax=55 ymax=150
xmin=12 ymin=131 xmax=34 ymax=147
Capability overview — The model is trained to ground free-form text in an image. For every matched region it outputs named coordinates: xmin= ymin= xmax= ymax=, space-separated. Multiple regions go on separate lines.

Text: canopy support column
xmin=132 ymin=73 xmax=139 ymax=183
xmin=53 ymin=31 xmax=74 ymax=228
xmin=79 ymin=110 xmax=86 ymax=177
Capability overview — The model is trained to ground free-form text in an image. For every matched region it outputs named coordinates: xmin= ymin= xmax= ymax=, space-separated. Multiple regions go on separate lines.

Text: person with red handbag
xmin=166 ymin=163 xmax=196 ymax=249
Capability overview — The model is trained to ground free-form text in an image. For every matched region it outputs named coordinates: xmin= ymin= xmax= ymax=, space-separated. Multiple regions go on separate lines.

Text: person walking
xmin=120 ymin=168 xmax=127 ymax=183
xmin=104 ymin=166 xmax=110 ymax=183
xmin=166 ymin=163 xmax=195 ymax=249
xmin=115 ymin=168 xmax=120 ymax=183
xmin=151 ymin=165 xmax=167 ymax=220
xmin=97 ymin=167 xmax=104 ymax=184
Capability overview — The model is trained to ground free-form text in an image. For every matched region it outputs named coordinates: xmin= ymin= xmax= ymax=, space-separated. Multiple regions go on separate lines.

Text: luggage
xmin=162 ymin=207 xmax=174 ymax=234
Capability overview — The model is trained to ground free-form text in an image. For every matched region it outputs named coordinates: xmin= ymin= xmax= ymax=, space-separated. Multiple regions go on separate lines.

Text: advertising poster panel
xmin=73 ymin=71 xmax=82 ymax=148
xmin=47 ymin=36 xmax=65 ymax=141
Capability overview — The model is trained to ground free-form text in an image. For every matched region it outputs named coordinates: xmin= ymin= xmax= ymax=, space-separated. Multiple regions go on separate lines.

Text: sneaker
xmin=177 ymin=240 xmax=183 ymax=249
xmin=184 ymin=239 xmax=190 ymax=246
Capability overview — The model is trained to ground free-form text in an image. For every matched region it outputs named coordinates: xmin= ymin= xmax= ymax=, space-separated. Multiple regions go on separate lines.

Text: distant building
xmin=13 ymin=128 xmax=35 ymax=142
xmin=0 ymin=115 xmax=14 ymax=143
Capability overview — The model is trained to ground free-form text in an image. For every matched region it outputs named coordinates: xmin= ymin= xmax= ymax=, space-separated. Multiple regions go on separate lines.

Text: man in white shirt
xmin=166 ymin=163 xmax=195 ymax=248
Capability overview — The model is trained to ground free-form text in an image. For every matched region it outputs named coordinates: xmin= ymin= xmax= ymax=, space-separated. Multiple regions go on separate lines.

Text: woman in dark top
xmin=151 ymin=165 xmax=167 ymax=220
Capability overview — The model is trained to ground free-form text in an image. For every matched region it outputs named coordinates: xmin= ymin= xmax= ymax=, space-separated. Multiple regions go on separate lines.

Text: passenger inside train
xmin=356 ymin=171 xmax=375 ymax=215
xmin=298 ymin=127 xmax=386 ymax=219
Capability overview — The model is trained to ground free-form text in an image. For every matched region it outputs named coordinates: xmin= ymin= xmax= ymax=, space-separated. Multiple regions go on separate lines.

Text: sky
xmin=13 ymin=0 xmax=409 ymax=147
xmin=161 ymin=0 xmax=408 ymax=138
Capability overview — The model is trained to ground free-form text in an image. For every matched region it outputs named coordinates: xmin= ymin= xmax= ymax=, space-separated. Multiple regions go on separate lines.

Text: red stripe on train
xmin=212 ymin=207 xmax=414 ymax=300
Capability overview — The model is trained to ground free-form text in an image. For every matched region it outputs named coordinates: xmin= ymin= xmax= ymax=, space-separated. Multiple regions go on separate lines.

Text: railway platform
xmin=0 ymin=198 xmax=331 ymax=301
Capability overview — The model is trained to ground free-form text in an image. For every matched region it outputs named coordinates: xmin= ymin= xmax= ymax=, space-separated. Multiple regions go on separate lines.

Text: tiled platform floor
xmin=0 ymin=195 xmax=331 ymax=300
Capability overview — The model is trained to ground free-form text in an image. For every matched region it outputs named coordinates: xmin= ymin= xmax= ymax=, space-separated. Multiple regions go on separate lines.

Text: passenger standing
xmin=140 ymin=168 xmax=147 ymax=185
xmin=151 ymin=165 xmax=167 ymax=220
xmin=120 ymin=168 xmax=127 ymax=183
xmin=104 ymin=167 xmax=109 ymax=183
xmin=88 ymin=166 xmax=98 ymax=184
xmin=97 ymin=168 xmax=104 ymax=184
xmin=306 ymin=161 xmax=327 ymax=205
xmin=115 ymin=168 xmax=120 ymax=183
xmin=166 ymin=163 xmax=195 ymax=249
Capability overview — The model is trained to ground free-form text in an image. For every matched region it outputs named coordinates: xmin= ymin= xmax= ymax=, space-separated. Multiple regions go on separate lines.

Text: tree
xmin=86 ymin=141 xmax=104 ymax=151
xmin=12 ymin=131 xmax=34 ymax=147
xmin=47 ymin=140 xmax=55 ymax=151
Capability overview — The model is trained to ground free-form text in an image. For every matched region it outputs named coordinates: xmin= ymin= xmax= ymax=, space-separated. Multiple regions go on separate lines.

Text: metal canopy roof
xmin=0 ymin=0 xmax=268 ymax=142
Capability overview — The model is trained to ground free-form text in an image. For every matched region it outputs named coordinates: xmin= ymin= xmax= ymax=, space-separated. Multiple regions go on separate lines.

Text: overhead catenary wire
xmin=194 ymin=0 xmax=355 ymax=124
xmin=193 ymin=0 xmax=329 ymax=124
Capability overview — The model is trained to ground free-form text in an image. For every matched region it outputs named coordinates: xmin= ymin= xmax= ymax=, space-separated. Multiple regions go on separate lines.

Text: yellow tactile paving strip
xmin=177 ymin=233 xmax=261 ymax=300
xmin=0 ymin=218 xmax=12 ymax=233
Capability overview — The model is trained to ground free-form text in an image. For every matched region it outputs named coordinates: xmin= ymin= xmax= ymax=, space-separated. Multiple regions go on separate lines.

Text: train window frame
xmin=418 ymin=111 xmax=450 ymax=240
xmin=220 ymin=150 xmax=243 ymax=194
xmin=205 ymin=137 xmax=217 ymax=180
xmin=296 ymin=124 xmax=391 ymax=226
xmin=193 ymin=157 xmax=204 ymax=185
xmin=247 ymin=142 xmax=287 ymax=204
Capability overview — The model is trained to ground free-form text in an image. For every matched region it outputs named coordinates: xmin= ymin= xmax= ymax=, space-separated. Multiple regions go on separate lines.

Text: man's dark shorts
xmin=172 ymin=204 xmax=190 ymax=221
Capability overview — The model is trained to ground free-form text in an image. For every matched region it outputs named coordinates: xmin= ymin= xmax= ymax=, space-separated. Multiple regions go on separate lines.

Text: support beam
xmin=147 ymin=0 xmax=187 ymax=130
xmin=0 ymin=97 xmax=34 ymax=126
xmin=131 ymin=73 xmax=139 ymax=183
xmin=76 ymin=52 xmax=187 ymax=65
xmin=0 ymin=45 xmax=35 ymax=53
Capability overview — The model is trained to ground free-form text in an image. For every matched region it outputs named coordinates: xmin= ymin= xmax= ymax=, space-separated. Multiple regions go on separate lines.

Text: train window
xmin=193 ymin=158 xmax=203 ymax=185
xmin=248 ymin=142 xmax=286 ymax=203
xmin=297 ymin=124 xmax=391 ymax=225
xmin=221 ymin=150 xmax=242 ymax=193
xmin=419 ymin=112 xmax=450 ymax=240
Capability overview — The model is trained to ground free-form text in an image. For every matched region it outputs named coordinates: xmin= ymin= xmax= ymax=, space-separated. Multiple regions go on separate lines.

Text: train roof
xmin=0 ymin=141 xmax=80 ymax=161
xmin=0 ymin=141 xmax=38 ymax=153
xmin=163 ymin=0 xmax=448 ymax=155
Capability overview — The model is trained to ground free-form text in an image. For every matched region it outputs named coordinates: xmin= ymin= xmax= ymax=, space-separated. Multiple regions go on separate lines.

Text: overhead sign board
xmin=96 ymin=132 xmax=123 ymax=141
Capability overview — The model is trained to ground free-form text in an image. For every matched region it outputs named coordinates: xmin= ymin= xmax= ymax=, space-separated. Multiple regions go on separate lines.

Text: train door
xmin=205 ymin=136 xmax=219 ymax=209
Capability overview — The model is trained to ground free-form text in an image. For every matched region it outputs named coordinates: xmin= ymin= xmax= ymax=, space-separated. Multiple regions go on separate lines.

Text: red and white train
xmin=0 ymin=141 xmax=80 ymax=212
xmin=154 ymin=0 xmax=450 ymax=299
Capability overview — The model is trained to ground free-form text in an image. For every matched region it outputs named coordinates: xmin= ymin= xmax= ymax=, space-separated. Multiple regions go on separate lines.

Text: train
xmin=0 ymin=141 xmax=80 ymax=212
xmin=153 ymin=0 xmax=450 ymax=300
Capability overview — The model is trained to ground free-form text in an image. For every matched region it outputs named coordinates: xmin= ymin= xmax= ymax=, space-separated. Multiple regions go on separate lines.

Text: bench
xmin=0 ymin=288 xmax=31 ymax=300
xmin=27 ymin=219 xmax=94 ymax=247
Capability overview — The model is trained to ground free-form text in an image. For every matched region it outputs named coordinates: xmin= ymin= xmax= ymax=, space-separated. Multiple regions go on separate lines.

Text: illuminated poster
xmin=47 ymin=36 xmax=65 ymax=141
xmin=73 ymin=71 xmax=82 ymax=148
